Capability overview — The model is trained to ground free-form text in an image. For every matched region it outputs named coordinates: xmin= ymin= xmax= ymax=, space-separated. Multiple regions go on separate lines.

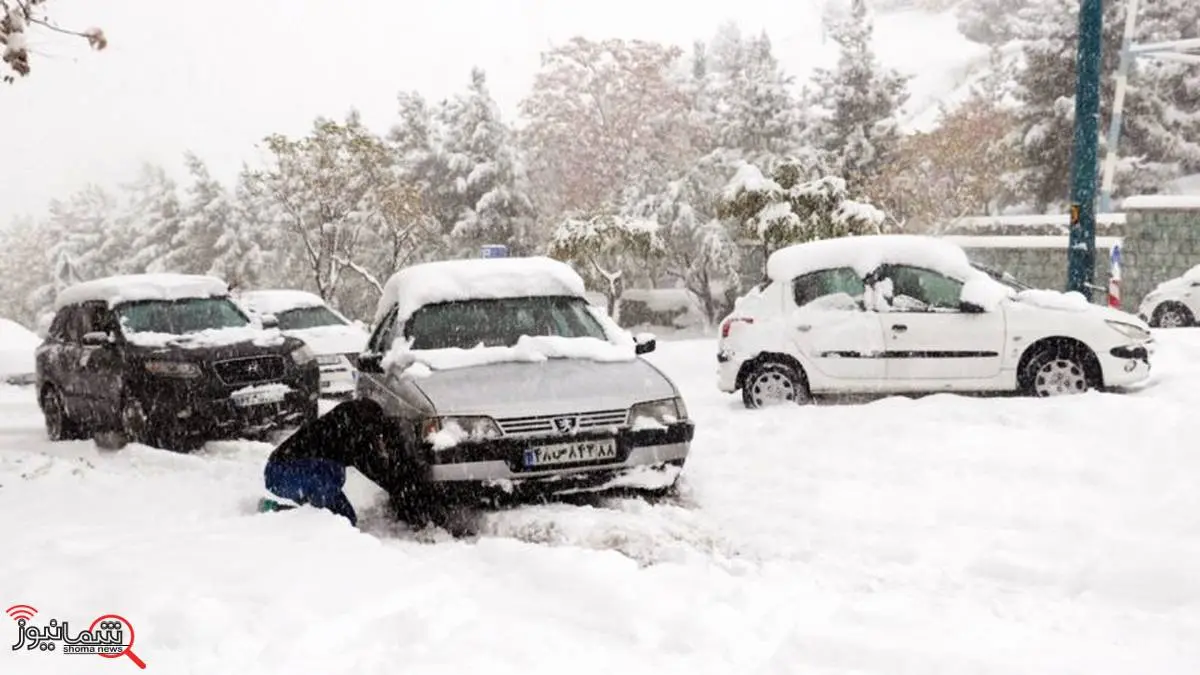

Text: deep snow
xmin=2 ymin=331 xmax=1200 ymax=674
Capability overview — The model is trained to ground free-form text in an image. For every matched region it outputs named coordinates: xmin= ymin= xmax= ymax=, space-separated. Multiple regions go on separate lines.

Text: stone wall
xmin=959 ymin=244 xmax=1115 ymax=299
xmin=1117 ymin=201 xmax=1200 ymax=312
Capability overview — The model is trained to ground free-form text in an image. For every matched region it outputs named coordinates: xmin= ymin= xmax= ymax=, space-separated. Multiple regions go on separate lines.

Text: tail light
xmin=720 ymin=317 xmax=754 ymax=338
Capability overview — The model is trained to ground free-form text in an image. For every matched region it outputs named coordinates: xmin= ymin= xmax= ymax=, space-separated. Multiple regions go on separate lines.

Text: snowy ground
xmin=3 ymin=331 xmax=1200 ymax=674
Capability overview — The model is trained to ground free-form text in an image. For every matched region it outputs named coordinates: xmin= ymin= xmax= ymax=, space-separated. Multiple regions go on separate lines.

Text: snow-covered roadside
xmin=2 ymin=331 xmax=1200 ymax=674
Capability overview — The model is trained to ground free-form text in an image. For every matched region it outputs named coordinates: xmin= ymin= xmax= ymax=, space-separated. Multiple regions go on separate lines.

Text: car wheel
xmin=741 ymin=361 xmax=811 ymax=409
xmin=1021 ymin=345 xmax=1095 ymax=397
xmin=120 ymin=397 xmax=152 ymax=447
xmin=1152 ymin=303 xmax=1194 ymax=328
xmin=42 ymin=387 xmax=84 ymax=441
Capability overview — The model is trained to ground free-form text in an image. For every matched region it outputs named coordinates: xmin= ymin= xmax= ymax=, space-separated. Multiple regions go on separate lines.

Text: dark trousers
xmin=264 ymin=456 xmax=358 ymax=526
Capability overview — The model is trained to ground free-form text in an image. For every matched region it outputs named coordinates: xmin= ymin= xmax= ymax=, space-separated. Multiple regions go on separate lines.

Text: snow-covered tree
xmin=519 ymin=37 xmax=696 ymax=217
xmin=809 ymin=0 xmax=910 ymax=197
xmin=438 ymin=68 xmax=537 ymax=255
xmin=119 ymin=163 xmax=184 ymax=274
xmin=0 ymin=215 xmax=53 ymax=325
xmin=624 ymin=150 xmax=744 ymax=324
xmin=174 ymin=152 xmax=265 ymax=291
xmin=956 ymin=0 xmax=1032 ymax=46
xmin=246 ymin=112 xmax=385 ymax=302
xmin=548 ymin=214 xmax=666 ymax=319
xmin=1 ymin=1 xmax=106 ymax=82
xmin=1012 ymin=0 xmax=1198 ymax=209
xmin=719 ymin=159 xmax=886 ymax=266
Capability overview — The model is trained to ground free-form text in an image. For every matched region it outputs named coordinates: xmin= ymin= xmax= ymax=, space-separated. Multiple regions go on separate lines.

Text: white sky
xmin=1 ymin=0 xmax=978 ymax=225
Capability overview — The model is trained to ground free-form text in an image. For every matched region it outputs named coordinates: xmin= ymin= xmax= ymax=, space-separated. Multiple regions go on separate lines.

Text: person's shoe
xmin=257 ymin=496 xmax=299 ymax=513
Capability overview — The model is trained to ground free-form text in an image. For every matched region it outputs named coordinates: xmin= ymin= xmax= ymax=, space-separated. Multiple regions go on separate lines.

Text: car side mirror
xmin=81 ymin=331 xmax=113 ymax=346
xmin=634 ymin=332 xmax=657 ymax=355
xmin=959 ymin=300 xmax=986 ymax=314
xmin=357 ymin=352 xmax=383 ymax=374
xmin=261 ymin=313 xmax=280 ymax=330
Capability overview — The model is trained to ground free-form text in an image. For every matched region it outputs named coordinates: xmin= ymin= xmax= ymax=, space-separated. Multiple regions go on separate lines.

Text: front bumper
xmin=1100 ymin=341 xmax=1153 ymax=387
xmin=419 ymin=422 xmax=694 ymax=486
xmin=134 ymin=365 xmax=320 ymax=438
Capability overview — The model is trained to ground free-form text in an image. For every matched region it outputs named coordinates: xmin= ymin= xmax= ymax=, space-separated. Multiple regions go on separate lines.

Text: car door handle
xmin=796 ymin=325 xmax=812 ymax=332
xmin=891 ymin=324 xmax=908 ymax=333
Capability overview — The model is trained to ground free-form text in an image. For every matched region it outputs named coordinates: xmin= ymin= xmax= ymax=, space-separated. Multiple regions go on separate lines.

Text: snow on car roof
xmin=1120 ymin=194 xmax=1200 ymax=210
xmin=766 ymin=234 xmax=983 ymax=283
xmin=375 ymin=256 xmax=588 ymax=326
xmin=239 ymin=289 xmax=327 ymax=315
xmin=55 ymin=274 xmax=229 ymax=310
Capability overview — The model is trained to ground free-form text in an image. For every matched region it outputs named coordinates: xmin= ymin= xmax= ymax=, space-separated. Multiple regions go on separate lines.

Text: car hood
xmin=411 ymin=357 xmax=677 ymax=417
xmin=283 ymin=324 xmax=368 ymax=356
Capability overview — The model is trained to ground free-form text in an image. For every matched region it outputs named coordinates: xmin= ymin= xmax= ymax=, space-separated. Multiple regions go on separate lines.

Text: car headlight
xmin=1106 ymin=320 xmax=1151 ymax=341
xmin=144 ymin=360 xmax=201 ymax=378
xmin=628 ymin=397 xmax=686 ymax=427
xmin=315 ymin=354 xmax=344 ymax=366
xmin=290 ymin=345 xmax=315 ymax=366
xmin=420 ymin=415 xmax=502 ymax=447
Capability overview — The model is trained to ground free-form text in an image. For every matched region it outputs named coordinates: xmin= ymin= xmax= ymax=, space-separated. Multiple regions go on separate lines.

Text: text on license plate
xmin=524 ymin=438 xmax=618 ymax=468
xmin=233 ymin=390 xmax=286 ymax=407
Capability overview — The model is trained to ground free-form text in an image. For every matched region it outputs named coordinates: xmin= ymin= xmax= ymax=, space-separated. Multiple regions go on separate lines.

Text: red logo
xmin=8 ymin=602 xmax=146 ymax=669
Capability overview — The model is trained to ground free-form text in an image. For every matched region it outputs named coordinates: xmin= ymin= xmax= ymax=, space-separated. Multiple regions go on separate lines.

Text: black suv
xmin=36 ymin=277 xmax=321 ymax=451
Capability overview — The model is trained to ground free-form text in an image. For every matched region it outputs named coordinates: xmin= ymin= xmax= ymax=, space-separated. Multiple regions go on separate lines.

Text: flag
xmin=1108 ymin=241 xmax=1122 ymax=309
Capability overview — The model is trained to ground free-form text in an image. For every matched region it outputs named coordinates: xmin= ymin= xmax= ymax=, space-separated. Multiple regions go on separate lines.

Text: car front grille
xmin=495 ymin=408 xmax=630 ymax=436
xmin=214 ymin=355 xmax=286 ymax=386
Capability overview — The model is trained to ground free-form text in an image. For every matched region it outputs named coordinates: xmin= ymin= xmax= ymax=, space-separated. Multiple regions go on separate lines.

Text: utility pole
xmin=1066 ymin=0 xmax=1104 ymax=297
xmin=1099 ymin=1 xmax=1200 ymax=212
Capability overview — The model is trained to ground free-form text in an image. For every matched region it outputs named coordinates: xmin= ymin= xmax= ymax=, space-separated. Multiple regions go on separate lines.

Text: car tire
xmin=42 ymin=386 xmax=86 ymax=441
xmin=118 ymin=396 xmax=154 ymax=448
xmin=1151 ymin=302 xmax=1194 ymax=328
xmin=741 ymin=360 xmax=811 ymax=409
xmin=1020 ymin=343 xmax=1097 ymax=397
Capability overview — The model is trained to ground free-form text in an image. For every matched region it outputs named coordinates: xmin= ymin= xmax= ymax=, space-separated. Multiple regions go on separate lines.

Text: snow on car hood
xmin=283 ymin=324 xmax=368 ymax=356
xmin=404 ymin=356 xmax=677 ymax=418
xmin=1008 ymin=289 xmax=1149 ymax=327
xmin=124 ymin=326 xmax=288 ymax=350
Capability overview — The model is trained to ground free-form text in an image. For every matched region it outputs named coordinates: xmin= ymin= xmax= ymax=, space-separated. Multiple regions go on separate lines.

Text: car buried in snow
xmin=35 ymin=274 xmax=321 ymax=451
xmin=236 ymin=289 xmax=369 ymax=397
xmin=717 ymin=234 xmax=1155 ymax=407
xmin=353 ymin=256 xmax=693 ymax=505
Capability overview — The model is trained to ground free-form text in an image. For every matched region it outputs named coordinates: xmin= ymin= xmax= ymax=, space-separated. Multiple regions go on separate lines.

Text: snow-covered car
xmin=0 ymin=317 xmax=42 ymax=385
xmin=354 ymin=256 xmax=693 ymax=505
xmin=35 ymin=274 xmax=321 ymax=451
xmin=1136 ymin=264 xmax=1200 ymax=327
xmin=717 ymin=234 xmax=1154 ymax=407
xmin=237 ymin=289 xmax=369 ymax=396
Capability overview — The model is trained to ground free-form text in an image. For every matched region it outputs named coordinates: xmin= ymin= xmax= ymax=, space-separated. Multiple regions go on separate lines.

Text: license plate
xmin=524 ymin=438 xmax=618 ymax=468
xmin=232 ymin=389 xmax=287 ymax=407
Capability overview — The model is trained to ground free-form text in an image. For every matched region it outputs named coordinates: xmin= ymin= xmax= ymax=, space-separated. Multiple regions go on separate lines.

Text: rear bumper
xmin=420 ymin=422 xmax=694 ymax=486
xmin=717 ymin=350 xmax=743 ymax=393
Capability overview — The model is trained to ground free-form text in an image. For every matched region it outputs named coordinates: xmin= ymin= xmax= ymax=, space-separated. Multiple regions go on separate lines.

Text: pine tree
xmin=809 ymin=0 xmax=910 ymax=198
xmin=1012 ymin=0 xmax=1196 ymax=209
xmin=438 ymin=68 xmax=537 ymax=255
xmin=174 ymin=152 xmax=265 ymax=290
xmin=120 ymin=163 xmax=184 ymax=274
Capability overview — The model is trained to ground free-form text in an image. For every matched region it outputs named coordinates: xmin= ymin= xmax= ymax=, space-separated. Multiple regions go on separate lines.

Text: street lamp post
xmin=1066 ymin=0 xmax=1104 ymax=297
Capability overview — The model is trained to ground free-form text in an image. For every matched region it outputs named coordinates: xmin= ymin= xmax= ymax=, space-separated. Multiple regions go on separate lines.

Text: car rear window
xmin=792 ymin=268 xmax=866 ymax=307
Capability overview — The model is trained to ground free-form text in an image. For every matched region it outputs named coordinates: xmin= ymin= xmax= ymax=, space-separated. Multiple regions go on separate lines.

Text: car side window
xmin=792 ymin=268 xmax=866 ymax=309
xmin=367 ymin=306 xmax=399 ymax=353
xmin=879 ymin=265 xmax=963 ymax=312
xmin=78 ymin=302 xmax=119 ymax=337
xmin=48 ymin=307 xmax=76 ymax=342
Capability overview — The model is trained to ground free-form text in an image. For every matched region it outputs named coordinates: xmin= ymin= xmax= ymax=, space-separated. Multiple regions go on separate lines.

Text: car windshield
xmin=405 ymin=296 xmax=609 ymax=350
xmin=117 ymin=297 xmax=251 ymax=335
xmin=275 ymin=305 xmax=348 ymax=331
xmin=970 ymin=262 xmax=1030 ymax=291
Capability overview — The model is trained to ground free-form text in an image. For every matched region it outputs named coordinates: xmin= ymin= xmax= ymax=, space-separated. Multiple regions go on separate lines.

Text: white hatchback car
xmin=1136 ymin=265 xmax=1200 ymax=328
xmin=718 ymin=235 xmax=1154 ymax=407
xmin=237 ymin=290 xmax=369 ymax=396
